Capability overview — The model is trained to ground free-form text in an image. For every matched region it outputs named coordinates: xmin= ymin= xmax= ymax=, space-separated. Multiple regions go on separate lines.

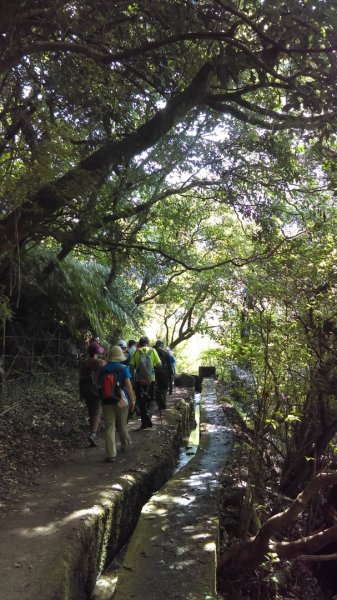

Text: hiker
xmin=117 ymin=338 xmax=137 ymax=418
xmin=79 ymin=339 xmax=106 ymax=447
xmin=154 ymin=340 xmax=173 ymax=410
xmin=128 ymin=339 xmax=137 ymax=358
xmin=127 ymin=339 xmax=137 ymax=377
xmin=100 ymin=345 xmax=136 ymax=462
xmin=130 ymin=336 xmax=161 ymax=429
xmin=89 ymin=336 xmax=106 ymax=355
xmin=117 ymin=339 xmax=131 ymax=365
xmin=166 ymin=346 xmax=176 ymax=377
xmin=126 ymin=339 xmax=138 ymax=417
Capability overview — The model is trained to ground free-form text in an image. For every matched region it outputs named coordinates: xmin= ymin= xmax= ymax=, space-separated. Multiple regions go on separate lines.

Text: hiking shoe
xmin=104 ymin=457 xmax=116 ymax=463
xmin=88 ymin=433 xmax=98 ymax=447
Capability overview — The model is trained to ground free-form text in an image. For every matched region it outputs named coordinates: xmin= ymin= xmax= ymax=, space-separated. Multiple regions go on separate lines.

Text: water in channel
xmin=175 ymin=392 xmax=200 ymax=471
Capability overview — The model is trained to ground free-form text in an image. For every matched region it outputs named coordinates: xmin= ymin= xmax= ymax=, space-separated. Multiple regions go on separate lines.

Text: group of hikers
xmin=79 ymin=336 xmax=176 ymax=463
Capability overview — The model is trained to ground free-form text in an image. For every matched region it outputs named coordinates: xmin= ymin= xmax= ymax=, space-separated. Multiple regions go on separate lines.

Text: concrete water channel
xmin=94 ymin=381 xmax=233 ymax=600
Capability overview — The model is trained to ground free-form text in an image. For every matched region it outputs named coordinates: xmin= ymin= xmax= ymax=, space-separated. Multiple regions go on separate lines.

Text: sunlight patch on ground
xmin=111 ymin=483 xmax=123 ymax=491
xmin=19 ymin=524 xmax=57 ymax=537
xmin=143 ymin=505 xmax=168 ymax=516
xmin=204 ymin=541 xmax=216 ymax=552
xmin=192 ymin=532 xmax=212 ymax=541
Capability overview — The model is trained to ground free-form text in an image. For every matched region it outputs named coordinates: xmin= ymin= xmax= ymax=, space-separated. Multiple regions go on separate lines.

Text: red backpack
xmin=99 ymin=369 xmax=126 ymax=405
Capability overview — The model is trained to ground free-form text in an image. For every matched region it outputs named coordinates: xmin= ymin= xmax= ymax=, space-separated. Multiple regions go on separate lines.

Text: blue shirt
xmin=123 ymin=350 xmax=132 ymax=366
xmin=102 ymin=362 xmax=131 ymax=401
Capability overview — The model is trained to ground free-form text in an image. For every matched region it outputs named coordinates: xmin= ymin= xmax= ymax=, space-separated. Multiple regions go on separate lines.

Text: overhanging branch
xmin=100 ymin=232 xmax=305 ymax=273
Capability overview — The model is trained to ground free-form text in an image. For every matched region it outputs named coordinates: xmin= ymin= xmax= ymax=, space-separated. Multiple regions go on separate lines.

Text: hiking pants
xmin=135 ymin=381 xmax=155 ymax=427
xmin=84 ymin=396 xmax=101 ymax=433
xmin=102 ymin=404 xmax=131 ymax=458
xmin=156 ymin=383 xmax=168 ymax=410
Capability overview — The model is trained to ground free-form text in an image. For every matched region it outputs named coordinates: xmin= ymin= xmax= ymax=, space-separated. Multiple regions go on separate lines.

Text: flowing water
xmin=175 ymin=392 xmax=200 ymax=471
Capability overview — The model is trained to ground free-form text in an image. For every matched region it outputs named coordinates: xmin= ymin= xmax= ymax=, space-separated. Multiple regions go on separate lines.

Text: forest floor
xmin=0 ymin=373 xmax=333 ymax=599
xmin=0 ymin=371 xmax=88 ymax=509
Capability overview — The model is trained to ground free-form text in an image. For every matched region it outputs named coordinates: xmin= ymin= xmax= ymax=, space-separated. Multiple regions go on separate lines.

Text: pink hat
xmin=88 ymin=339 xmax=105 ymax=354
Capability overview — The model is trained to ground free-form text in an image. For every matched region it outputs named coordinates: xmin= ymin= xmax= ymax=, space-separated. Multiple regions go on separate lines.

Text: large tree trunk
xmin=281 ymin=364 xmax=337 ymax=497
xmin=0 ymin=63 xmax=212 ymax=267
xmin=218 ymin=472 xmax=337 ymax=588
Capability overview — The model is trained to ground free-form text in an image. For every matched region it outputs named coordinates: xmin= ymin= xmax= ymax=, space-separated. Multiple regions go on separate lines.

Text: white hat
xmin=117 ymin=339 xmax=127 ymax=349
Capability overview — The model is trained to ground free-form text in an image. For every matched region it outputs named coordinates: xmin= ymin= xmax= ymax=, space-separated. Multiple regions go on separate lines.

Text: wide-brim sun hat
xmin=107 ymin=345 xmax=126 ymax=362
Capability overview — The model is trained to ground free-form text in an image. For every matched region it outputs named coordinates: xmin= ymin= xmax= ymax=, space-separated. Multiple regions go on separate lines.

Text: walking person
xmin=126 ymin=338 xmax=138 ymax=417
xmin=130 ymin=336 xmax=161 ymax=429
xmin=101 ymin=345 xmax=136 ymax=462
xmin=154 ymin=340 xmax=173 ymax=410
xmin=117 ymin=339 xmax=131 ymax=365
xmin=79 ymin=339 xmax=106 ymax=447
xmin=128 ymin=339 xmax=137 ymax=358
xmin=165 ymin=347 xmax=176 ymax=393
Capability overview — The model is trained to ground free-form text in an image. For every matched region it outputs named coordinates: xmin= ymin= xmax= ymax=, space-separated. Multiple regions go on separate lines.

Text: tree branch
xmin=219 ymin=471 xmax=337 ymax=577
xmin=273 ymin=524 xmax=337 ymax=559
xmin=0 ymin=61 xmax=213 ymax=259
xmin=206 ymin=98 xmax=334 ymax=129
xmin=99 ymin=232 xmax=304 ymax=273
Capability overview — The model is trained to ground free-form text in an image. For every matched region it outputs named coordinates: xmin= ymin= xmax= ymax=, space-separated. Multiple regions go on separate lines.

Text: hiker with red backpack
xmin=130 ymin=336 xmax=161 ymax=429
xmin=100 ymin=345 xmax=136 ymax=462
xmin=79 ymin=339 xmax=106 ymax=447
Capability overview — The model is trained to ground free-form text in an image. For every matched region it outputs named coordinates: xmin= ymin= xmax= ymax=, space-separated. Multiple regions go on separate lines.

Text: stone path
xmin=0 ymin=387 xmax=192 ymax=600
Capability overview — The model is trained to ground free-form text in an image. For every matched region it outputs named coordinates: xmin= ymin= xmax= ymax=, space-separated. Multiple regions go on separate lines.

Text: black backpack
xmin=79 ymin=360 xmax=100 ymax=400
xmin=155 ymin=348 xmax=171 ymax=385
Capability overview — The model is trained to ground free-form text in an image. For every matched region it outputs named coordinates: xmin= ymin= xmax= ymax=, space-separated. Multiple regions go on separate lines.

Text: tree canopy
xmin=1 ymin=0 xmax=337 ymax=287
